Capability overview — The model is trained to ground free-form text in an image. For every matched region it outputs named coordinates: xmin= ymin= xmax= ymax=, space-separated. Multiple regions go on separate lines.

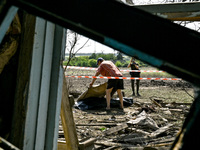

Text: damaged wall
xmin=0 ymin=8 xmax=66 ymax=149
xmin=0 ymin=11 xmax=36 ymax=149
xmin=0 ymin=14 xmax=21 ymax=74
xmin=10 ymin=12 xmax=36 ymax=148
xmin=0 ymin=13 xmax=21 ymax=138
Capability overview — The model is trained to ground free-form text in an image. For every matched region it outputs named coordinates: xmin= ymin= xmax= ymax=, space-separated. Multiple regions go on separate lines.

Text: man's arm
xmin=127 ymin=62 xmax=131 ymax=68
xmin=135 ymin=64 xmax=139 ymax=69
xmin=89 ymin=71 xmax=100 ymax=88
xmin=127 ymin=57 xmax=133 ymax=68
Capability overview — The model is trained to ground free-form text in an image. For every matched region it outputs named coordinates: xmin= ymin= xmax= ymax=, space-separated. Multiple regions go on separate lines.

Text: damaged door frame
xmin=0 ymin=0 xmax=200 ymax=150
xmin=22 ymin=18 xmax=65 ymax=150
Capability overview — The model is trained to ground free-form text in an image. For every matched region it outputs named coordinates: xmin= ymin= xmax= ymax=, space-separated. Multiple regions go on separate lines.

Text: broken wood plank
xmin=60 ymin=76 xmax=79 ymax=150
xmin=127 ymin=111 xmax=159 ymax=130
xmin=103 ymin=146 xmax=118 ymax=150
xmin=79 ymin=138 xmax=96 ymax=150
xmin=148 ymin=137 xmax=175 ymax=145
xmin=150 ymin=124 xmax=173 ymax=138
xmin=124 ymin=136 xmax=150 ymax=143
xmin=150 ymin=98 xmax=162 ymax=108
xmin=95 ymin=141 xmax=150 ymax=149
xmin=164 ymin=117 xmax=178 ymax=122
xmin=0 ymin=136 xmax=20 ymax=150
xmin=95 ymin=141 xmax=135 ymax=148
xmin=76 ymin=123 xmax=118 ymax=126
xmin=147 ymin=142 xmax=173 ymax=147
xmin=57 ymin=141 xmax=67 ymax=150
xmin=124 ymin=134 xmax=175 ymax=146
xmin=157 ymin=114 xmax=168 ymax=122
xmin=126 ymin=128 xmax=151 ymax=136
xmin=170 ymin=109 xmax=183 ymax=112
xmin=104 ymin=123 xmax=128 ymax=135
xmin=58 ymin=130 xmax=64 ymax=134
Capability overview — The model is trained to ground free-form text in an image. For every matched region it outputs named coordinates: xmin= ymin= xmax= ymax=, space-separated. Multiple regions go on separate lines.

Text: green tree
xmin=117 ymin=52 xmax=123 ymax=60
xmin=96 ymin=53 xmax=116 ymax=60
xmin=115 ymin=61 xmax=122 ymax=67
xmin=88 ymin=59 xmax=97 ymax=67
xmin=75 ymin=61 xmax=82 ymax=66
xmin=122 ymin=62 xmax=128 ymax=67
xmin=89 ymin=53 xmax=97 ymax=59
xmin=81 ymin=61 xmax=88 ymax=67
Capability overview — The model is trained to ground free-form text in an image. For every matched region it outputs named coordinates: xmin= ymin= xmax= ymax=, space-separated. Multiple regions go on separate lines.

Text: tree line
xmin=64 ymin=52 xmax=148 ymax=67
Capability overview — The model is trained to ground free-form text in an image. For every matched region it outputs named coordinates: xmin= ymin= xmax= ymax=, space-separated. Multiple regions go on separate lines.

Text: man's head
xmin=97 ymin=57 xmax=104 ymax=65
xmin=131 ymin=57 xmax=135 ymax=62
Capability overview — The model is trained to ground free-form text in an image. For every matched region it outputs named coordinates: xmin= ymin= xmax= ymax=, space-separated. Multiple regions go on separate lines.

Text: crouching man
xmin=89 ymin=58 xmax=124 ymax=110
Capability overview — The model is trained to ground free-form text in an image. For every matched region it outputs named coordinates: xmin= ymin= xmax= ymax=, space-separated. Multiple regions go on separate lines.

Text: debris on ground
xmin=59 ymin=72 xmax=193 ymax=149
xmin=58 ymin=98 xmax=191 ymax=150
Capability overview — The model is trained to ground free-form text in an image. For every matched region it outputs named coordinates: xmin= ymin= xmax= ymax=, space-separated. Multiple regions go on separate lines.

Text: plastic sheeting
xmin=77 ymin=83 xmax=107 ymax=101
xmin=75 ymin=83 xmax=134 ymax=110
xmin=75 ymin=97 xmax=134 ymax=110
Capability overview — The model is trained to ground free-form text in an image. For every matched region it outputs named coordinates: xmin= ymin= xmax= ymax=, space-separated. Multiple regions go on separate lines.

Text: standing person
xmin=89 ymin=58 xmax=124 ymax=110
xmin=127 ymin=57 xmax=141 ymax=96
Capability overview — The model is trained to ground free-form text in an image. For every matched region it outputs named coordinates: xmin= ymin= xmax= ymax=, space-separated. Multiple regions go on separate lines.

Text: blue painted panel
xmin=0 ymin=6 xmax=18 ymax=43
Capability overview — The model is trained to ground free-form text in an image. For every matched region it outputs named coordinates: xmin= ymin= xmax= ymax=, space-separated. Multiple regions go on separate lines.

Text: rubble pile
xmin=58 ymin=99 xmax=191 ymax=150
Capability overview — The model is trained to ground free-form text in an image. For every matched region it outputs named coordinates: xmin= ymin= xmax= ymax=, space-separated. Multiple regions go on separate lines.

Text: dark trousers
xmin=131 ymin=79 xmax=140 ymax=95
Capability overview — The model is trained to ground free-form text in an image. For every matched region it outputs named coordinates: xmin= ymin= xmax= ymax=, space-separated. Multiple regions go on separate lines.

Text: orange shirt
xmin=97 ymin=61 xmax=122 ymax=77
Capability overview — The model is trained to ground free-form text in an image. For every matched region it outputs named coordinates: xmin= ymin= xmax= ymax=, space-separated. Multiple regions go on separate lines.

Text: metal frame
xmin=1 ymin=0 xmax=200 ymax=149
xmin=135 ymin=2 xmax=200 ymax=13
xmin=9 ymin=0 xmax=200 ymax=86
xmin=135 ymin=2 xmax=200 ymax=20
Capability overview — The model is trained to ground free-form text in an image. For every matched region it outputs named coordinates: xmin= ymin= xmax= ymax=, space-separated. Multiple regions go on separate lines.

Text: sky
xmin=65 ymin=32 xmax=116 ymax=54
xmin=70 ymin=37 xmax=116 ymax=54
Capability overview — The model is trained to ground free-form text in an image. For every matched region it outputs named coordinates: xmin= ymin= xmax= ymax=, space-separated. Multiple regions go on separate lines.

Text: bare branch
xmin=65 ymin=30 xmax=90 ymax=71
xmin=74 ymin=38 xmax=90 ymax=54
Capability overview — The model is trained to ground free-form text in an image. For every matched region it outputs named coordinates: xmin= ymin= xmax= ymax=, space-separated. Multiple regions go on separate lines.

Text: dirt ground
xmin=58 ymin=68 xmax=195 ymax=150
